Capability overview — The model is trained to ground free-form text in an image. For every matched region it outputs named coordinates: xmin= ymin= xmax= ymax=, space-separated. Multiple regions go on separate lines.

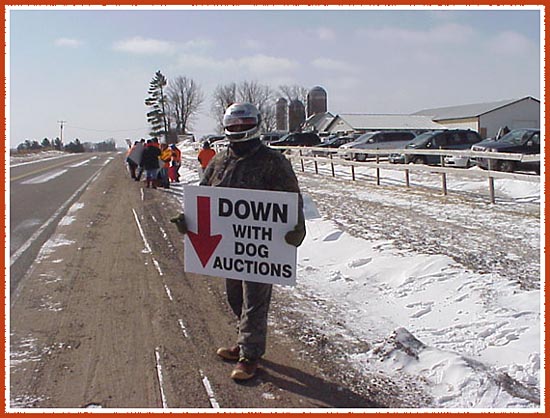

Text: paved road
xmin=9 ymin=153 xmax=117 ymax=295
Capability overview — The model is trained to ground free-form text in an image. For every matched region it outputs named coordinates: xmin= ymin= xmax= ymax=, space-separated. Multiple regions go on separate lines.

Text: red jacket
xmin=198 ymin=148 xmax=216 ymax=169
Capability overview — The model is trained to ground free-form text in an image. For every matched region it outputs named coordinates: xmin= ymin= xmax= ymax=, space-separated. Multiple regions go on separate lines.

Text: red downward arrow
xmin=188 ymin=196 xmax=222 ymax=267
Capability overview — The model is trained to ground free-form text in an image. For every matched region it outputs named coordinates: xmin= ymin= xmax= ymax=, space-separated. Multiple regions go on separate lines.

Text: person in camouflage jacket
xmin=172 ymin=103 xmax=305 ymax=381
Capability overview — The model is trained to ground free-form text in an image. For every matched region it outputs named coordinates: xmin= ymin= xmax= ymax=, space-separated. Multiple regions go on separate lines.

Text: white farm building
xmin=413 ymin=96 xmax=540 ymax=139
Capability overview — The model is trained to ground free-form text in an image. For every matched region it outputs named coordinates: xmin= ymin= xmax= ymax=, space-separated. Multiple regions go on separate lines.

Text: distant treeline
xmin=14 ymin=138 xmax=116 ymax=153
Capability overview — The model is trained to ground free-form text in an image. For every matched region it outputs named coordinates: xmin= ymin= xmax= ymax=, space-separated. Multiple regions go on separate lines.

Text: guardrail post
xmin=376 ymin=154 xmax=380 ymax=186
xmin=488 ymin=175 xmax=495 ymax=204
xmin=314 ymin=154 xmax=318 ymax=174
xmin=441 ymin=173 xmax=447 ymax=196
xmin=330 ymin=153 xmax=335 ymax=177
xmin=299 ymin=149 xmax=304 ymax=172
xmin=488 ymin=158 xmax=495 ymax=204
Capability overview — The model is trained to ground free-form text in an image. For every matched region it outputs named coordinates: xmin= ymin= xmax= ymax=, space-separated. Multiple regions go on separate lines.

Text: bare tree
xmin=237 ymin=81 xmax=276 ymax=133
xmin=278 ymin=84 xmax=309 ymax=105
xmin=237 ymin=80 xmax=269 ymax=105
xmin=211 ymin=81 xmax=278 ymax=133
xmin=261 ymin=103 xmax=277 ymax=132
xmin=167 ymin=76 xmax=205 ymax=136
xmin=210 ymin=82 xmax=237 ymax=133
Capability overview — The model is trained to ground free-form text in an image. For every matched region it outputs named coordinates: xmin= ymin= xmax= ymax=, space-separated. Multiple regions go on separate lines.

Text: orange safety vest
xmin=198 ymin=148 xmax=216 ymax=169
xmin=160 ymin=148 xmax=172 ymax=168
xmin=171 ymin=147 xmax=182 ymax=163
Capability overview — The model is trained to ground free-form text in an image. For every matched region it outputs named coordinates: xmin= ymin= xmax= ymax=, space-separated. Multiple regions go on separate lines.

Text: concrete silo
xmin=275 ymin=97 xmax=288 ymax=131
xmin=288 ymin=99 xmax=306 ymax=132
xmin=306 ymin=86 xmax=328 ymax=118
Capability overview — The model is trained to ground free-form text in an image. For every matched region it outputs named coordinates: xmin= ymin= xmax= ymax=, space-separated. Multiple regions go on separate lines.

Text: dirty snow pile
xmin=176 ymin=142 xmax=543 ymax=411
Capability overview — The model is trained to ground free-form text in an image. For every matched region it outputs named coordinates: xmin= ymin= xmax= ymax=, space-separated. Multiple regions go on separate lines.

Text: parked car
xmin=203 ymin=134 xmax=226 ymax=144
xmin=269 ymin=132 xmax=322 ymax=147
xmin=354 ymin=131 xmax=416 ymax=161
xmin=389 ymin=129 xmax=483 ymax=165
xmin=338 ymin=131 xmax=416 ymax=161
xmin=443 ymin=154 xmax=473 ymax=168
xmin=471 ymin=128 xmax=540 ymax=174
xmin=260 ymin=131 xmax=285 ymax=144
xmin=312 ymin=135 xmax=356 ymax=156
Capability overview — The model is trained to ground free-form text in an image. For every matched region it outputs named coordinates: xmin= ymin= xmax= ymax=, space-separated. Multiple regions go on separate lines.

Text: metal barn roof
xmin=413 ymin=96 xmax=539 ymax=121
xmin=335 ymin=114 xmax=445 ymax=130
xmin=303 ymin=111 xmax=335 ymax=132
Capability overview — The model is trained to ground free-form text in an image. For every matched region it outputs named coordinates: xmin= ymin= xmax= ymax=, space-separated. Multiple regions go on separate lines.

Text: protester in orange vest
xmin=158 ymin=143 xmax=172 ymax=188
xmin=169 ymin=144 xmax=181 ymax=182
xmin=197 ymin=141 xmax=216 ymax=179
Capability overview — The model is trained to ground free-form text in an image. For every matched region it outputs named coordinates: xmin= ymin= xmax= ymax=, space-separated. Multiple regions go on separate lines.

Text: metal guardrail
xmin=285 ymin=145 xmax=541 ymax=163
xmin=270 ymin=146 xmax=540 ymax=204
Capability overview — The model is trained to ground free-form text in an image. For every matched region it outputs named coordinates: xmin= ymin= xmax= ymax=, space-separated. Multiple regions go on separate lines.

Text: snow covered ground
xmin=9 ymin=150 xmax=73 ymax=167
xmin=175 ymin=142 xmax=543 ymax=411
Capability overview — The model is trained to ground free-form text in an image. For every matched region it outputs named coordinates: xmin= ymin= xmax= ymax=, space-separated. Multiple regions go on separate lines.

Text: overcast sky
xmin=8 ymin=6 xmax=541 ymax=147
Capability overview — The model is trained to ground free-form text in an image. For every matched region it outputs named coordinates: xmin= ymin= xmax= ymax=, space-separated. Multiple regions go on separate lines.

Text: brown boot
xmin=230 ymin=358 xmax=258 ymax=381
xmin=216 ymin=346 xmax=240 ymax=361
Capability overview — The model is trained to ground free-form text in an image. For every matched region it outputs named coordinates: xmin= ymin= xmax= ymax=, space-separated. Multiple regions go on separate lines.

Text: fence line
xmin=280 ymin=147 xmax=539 ymax=205
xmin=287 ymin=145 xmax=541 ymax=163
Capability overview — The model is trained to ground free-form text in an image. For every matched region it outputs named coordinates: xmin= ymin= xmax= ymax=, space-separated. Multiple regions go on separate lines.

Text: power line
xmin=66 ymin=124 xmax=150 ymax=133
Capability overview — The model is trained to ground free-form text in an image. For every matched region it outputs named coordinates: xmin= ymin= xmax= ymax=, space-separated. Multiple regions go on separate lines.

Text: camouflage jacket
xmin=200 ymin=142 xmax=305 ymax=234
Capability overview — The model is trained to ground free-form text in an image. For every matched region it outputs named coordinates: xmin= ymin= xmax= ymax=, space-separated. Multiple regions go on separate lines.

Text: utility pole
xmin=57 ymin=120 xmax=66 ymax=148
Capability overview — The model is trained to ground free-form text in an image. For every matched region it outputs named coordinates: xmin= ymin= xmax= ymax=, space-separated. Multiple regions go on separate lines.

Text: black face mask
xmin=229 ymin=138 xmax=261 ymax=156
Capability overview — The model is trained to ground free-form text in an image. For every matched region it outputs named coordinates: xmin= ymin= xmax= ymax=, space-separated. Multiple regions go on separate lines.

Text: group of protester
xmin=125 ymin=137 xmax=219 ymax=187
xmin=125 ymin=138 xmax=182 ymax=188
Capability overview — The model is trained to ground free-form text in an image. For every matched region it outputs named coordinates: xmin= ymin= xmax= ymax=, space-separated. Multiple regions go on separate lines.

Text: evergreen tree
xmin=64 ymin=138 xmax=85 ymax=153
xmin=145 ymin=70 xmax=169 ymax=140
xmin=41 ymin=138 xmax=51 ymax=148
xmin=53 ymin=137 xmax=63 ymax=151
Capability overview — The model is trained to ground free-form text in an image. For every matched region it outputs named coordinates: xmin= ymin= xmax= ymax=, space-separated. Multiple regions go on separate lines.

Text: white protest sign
xmin=183 ymin=185 xmax=298 ymax=286
xmin=127 ymin=142 xmax=144 ymax=165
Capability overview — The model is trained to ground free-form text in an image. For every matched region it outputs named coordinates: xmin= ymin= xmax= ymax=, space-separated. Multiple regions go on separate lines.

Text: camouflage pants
xmin=225 ymin=279 xmax=273 ymax=361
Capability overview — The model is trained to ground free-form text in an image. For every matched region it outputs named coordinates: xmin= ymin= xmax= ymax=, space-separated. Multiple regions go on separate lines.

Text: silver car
xmin=443 ymin=154 xmax=472 ymax=168
xmin=338 ymin=131 xmax=416 ymax=161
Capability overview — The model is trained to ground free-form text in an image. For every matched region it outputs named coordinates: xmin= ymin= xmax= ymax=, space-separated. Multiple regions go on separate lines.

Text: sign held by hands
xmin=183 ymin=185 xmax=299 ymax=286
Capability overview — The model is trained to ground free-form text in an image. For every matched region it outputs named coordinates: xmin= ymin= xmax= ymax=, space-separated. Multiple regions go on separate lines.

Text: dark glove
xmin=170 ymin=213 xmax=188 ymax=235
xmin=285 ymin=224 xmax=306 ymax=247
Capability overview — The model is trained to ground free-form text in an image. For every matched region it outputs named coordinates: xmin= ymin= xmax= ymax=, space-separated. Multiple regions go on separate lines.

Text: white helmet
xmin=223 ymin=103 xmax=261 ymax=142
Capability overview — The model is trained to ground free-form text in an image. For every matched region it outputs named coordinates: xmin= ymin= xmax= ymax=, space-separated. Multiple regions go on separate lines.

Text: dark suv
xmin=270 ymin=132 xmax=321 ymax=147
xmin=312 ymin=135 xmax=356 ymax=156
xmin=471 ymin=128 xmax=540 ymax=174
xmin=389 ymin=129 xmax=482 ymax=165
xmin=260 ymin=131 xmax=285 ymax=144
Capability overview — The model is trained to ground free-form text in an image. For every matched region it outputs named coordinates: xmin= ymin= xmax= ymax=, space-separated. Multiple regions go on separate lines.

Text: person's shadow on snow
xmin=255 ymin=358 xmax=381 ymax=408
